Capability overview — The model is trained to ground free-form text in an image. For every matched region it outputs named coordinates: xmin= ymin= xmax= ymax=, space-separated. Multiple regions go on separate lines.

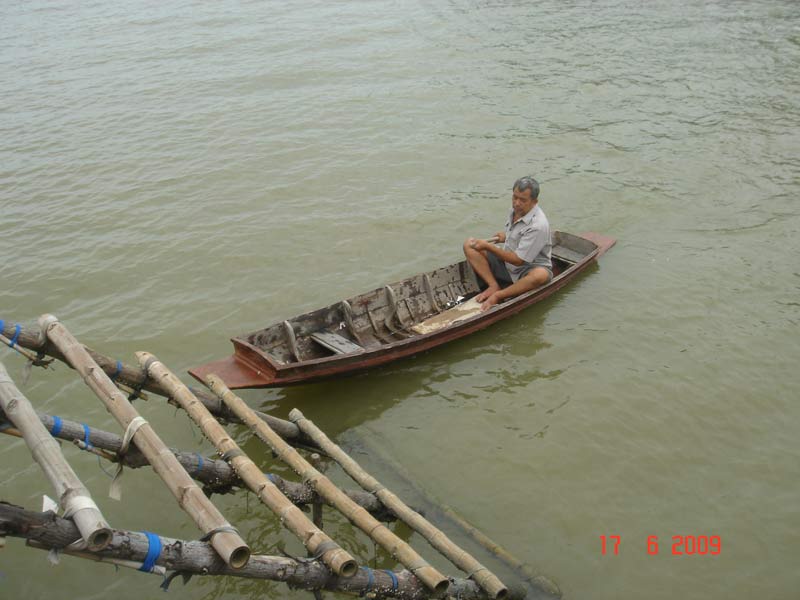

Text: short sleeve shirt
xmin=503 ymin=204 xmax=552 ymax=282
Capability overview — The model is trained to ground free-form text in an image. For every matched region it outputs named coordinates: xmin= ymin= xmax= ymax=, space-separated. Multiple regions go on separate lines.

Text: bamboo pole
xmin=0 ymin=362 xmax=112 ymax=551
xmin=39 ymin=315 xmax=249 ymax=569
xmin=0 ymin=408 xmax=396 ymax=520
xmin=137 ymin=352 xmax=357 ymax=579
xmin=353 ymin=426 xmax=562 ymax=598
xmin=205 ymin=374 xmax=450 ymax=598
xmin=1 ymin=503 xmax=520 ymax=600
xmin=0 ymin=319 xmax=311 ymax=448
xmin=289 ymin=409 xmax=508 ymax=600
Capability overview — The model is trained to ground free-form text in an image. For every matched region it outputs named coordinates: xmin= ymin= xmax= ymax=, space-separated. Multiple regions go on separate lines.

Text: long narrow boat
xmin=189 ymin=231 xmax=616 ymax=388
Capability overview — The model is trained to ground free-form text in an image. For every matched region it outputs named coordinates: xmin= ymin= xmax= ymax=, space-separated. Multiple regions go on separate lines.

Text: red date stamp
xmin=600 ymin=535 xmax=721 ymax=555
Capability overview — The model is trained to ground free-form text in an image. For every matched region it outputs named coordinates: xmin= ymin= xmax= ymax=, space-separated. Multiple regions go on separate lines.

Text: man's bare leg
xmin=463 ymin=239 xmax=500 ymax=302
xmin=480 ymin=267 xmax=551 ymax=311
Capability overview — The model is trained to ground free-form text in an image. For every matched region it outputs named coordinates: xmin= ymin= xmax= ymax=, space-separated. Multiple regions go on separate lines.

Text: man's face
xmin=512 ymin=186 xmax=535 ymax=219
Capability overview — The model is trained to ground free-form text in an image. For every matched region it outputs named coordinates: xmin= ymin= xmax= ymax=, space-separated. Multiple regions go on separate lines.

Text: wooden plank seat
xmin=552 ymin=244 xmax=583 ymax=264
xmin=310 ymin=331 xmax=364 ymax=355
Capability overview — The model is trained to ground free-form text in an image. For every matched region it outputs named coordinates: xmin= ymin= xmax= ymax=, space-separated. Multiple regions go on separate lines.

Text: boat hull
xmin=189 ymin=232 xmax=616 ymax=388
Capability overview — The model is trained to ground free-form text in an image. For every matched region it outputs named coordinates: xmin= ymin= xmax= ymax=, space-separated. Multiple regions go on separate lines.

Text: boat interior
xmin=241 ymin=232 xmax=597 ymax=365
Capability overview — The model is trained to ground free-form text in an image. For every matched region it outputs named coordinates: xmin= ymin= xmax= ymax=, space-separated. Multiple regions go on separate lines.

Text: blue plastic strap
xmin=267 ymin=473 xmax=277 ymax=483
xmin=0 ymin=320 xmax=4 ymax=336
xmin=383 ymin=570 xmax=398 ymax=592
xmin=361 ymin=567 xmax=374 ymax=594
xmin=195 ymin=453 xmax=204 ymax=475
xmin=111 ymin=360 xmax=123 ymax=381
xmin=82 ymin=423 xmax=92 ymax=448
xmin=9 ymin=324 xmax=21 ymax=348
xmin=139 ymin=531 xmax=162 ymax=572
xmin=50 ymin=416 xmax=63 ymax=437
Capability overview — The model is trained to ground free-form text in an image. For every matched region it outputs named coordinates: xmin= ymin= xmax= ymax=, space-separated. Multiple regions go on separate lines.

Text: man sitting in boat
xmin=463 ymin=176 xmax=553 ymax=311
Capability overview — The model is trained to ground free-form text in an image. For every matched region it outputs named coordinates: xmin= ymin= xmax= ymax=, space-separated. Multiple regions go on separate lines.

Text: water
xmin=1 ymin=1 xmax=799 ymax=599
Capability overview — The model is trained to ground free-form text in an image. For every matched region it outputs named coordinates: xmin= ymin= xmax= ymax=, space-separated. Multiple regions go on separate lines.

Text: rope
xmin=383 ymin=570 xmax=399 ymax=592
xmin=360 ymin=567 xmax=374 ymax=595
xmin=63 ymin=495 xmax=99 ymax=519
xmin=82 ymin=423 xmax=92 ymax=449
xmin=310 ymin=540 xmax=339 ymax=560
xmin=194 ymin=453 xmax=204 ymax=475
xmin=110 ymin=360 xmax=123 ymax=382
xmin=9 ymin=324 xmax=21 ymax=348
xmin=199 ymin=525 xmax=239 ymax=542
xmin=220 ymin=448 xmax=245 ymax=462
xmin=139 ymin=532 xmax=162 ymax=573
xmin=128 ymin=357 xmax=156 ymax=401
xmin=109 ymin=416 xmax=148 ymax=501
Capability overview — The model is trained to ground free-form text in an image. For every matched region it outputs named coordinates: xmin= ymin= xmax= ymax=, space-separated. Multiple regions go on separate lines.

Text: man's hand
xmin=467 ymin=237 xmax=486 ymax=251
xmin=492 ymin=231 xmax=506 ymax=243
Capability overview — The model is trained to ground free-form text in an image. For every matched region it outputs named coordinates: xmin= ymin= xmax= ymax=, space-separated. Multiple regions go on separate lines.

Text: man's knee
xmin=522 ymin=267 xmax=551 ymax=288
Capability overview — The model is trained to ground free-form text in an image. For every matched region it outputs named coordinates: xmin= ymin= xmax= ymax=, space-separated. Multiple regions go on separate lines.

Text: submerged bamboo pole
xmin=289 ymin=408 xmax=508 ymax=600
xmin=137 ymin=352 xmax=357 ymax=578
xmin=39 ymin=315 xmax=249 ymax=569
xmin=0 ymin=408 xmax=396 ymax=520
xmin=205 ymin=374 xmax=450 ymax=598
xmin=0 ymin=363 xmax=112 ymax=551
xmin=1 ymin=503 xmax=519 ymax=600
xmin=352 ymin=427 xmax=561 ymax=598
xmin=0 ymin=319 xmax=311 ymax=447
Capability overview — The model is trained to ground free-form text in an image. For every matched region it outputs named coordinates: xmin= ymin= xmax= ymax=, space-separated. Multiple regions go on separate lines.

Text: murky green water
xmin=1 ymin=1 xmax=799 ymax=599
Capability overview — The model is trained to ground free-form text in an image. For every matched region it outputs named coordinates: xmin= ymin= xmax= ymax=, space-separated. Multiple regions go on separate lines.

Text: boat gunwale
xmin=233 ymin=238 xmax=601 ymax=375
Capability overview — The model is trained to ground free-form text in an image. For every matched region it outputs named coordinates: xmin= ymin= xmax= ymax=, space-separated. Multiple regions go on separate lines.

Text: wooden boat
xmin=189 ymin=231 xmax=616 ymax=388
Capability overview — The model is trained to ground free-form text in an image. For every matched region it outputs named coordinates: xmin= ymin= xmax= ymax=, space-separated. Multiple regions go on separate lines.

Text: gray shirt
xmin=503 ymin=204 xmax=551 ymax=282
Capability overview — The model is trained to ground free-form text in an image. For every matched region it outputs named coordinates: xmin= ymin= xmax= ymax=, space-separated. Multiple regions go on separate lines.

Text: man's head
xmin=512 ymin=176 xmax=539 ymax=219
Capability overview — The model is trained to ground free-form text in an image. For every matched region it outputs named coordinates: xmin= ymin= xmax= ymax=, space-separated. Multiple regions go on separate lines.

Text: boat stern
xmin=189 ymin=354 xmax=276 ymax=389
xmin=579 ymin=232 xmax=617 ymax=257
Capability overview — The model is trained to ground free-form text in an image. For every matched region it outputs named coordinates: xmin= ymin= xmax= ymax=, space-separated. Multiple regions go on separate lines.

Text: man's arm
xmin=469 ymin=238 xmax=524 ymax=265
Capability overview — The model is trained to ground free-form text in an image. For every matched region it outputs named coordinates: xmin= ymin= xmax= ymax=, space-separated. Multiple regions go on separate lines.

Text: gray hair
xmin=513 ymin=176 xmax=540 ymax=200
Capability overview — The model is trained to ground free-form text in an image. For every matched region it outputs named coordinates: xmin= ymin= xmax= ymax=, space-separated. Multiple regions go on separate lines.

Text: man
xmin=463 ymin=176 xmax=552 ymax=311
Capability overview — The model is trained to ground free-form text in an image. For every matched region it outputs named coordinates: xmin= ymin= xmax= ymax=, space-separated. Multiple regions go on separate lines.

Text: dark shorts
xmin=480 ymin=253 xmax=552 ymax=289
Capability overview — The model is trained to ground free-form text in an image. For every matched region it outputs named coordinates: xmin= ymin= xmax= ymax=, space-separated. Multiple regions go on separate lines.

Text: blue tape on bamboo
xmin=360 ymin=567 xmax=374 ymax=594
xmin=50 ymin=416 xmax=63 ymax=437
xmin=139 ymin=531 xmax=162 ymax=572
xmin=0 ymin=320 xmax=4 ymax=335
xmin=111 ymin=360 xmax=123 ymax=381
xmin=195 ymin=453 xmax=204 ymax=475
xmin=82 ymin=423 xmax=92 ymax=449
xmin=9 ymin=324 xmax=21 ymax=348
xmin=383 ymin=570 xmax=399 ymax=592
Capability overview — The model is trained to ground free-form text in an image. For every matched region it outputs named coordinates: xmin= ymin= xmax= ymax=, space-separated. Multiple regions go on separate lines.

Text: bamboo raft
xmin=0 ymin=315 xmax=561 ymax=600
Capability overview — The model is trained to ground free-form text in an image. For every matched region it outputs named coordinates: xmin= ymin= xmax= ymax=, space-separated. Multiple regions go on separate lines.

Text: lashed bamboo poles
xmin=205 ymin=374 xmax=451 ymax=598
xmin=137 ymin=352 xmax=358 ymax=578
xmin=1 ymin=503 xmax=521 ymax=600
xmin=39 ymin=315 xmax=249 ymax=569
xmin=0 ymin=408 xmax=396 ymax=520
xmin=0 ymin=320 xmax=309 ymax=447
xmin=0 ymin=362 xmax=112 ymax=551
xmin=289 ymin=408 xmax=508 ymax=599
